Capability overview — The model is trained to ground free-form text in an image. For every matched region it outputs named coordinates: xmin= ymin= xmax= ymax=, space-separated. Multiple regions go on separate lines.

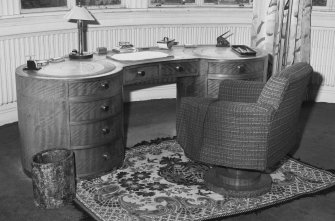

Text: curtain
xmin=251 ymin=0 xmax=312 ymax=77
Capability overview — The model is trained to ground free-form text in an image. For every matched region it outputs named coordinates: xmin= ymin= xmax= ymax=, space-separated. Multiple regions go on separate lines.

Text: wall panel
xmin=0 ymin=0 xmax=20 ymax=17
xmin=310 ymin=27 xmax=335 ymax=87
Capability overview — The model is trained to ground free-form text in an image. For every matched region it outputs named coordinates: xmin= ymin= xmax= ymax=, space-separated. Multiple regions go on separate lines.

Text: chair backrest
xmin=275 ymin=62 xmax=313 ymax=114
xmin=257 ymin=62 xmax=313 ymax=112
xmin=257 ymin=62 xmax=313 ymax=166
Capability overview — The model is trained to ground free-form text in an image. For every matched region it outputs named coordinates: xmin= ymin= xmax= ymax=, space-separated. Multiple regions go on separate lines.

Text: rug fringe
xmin=204 ymin=183 xmax=335 ymax=221
xmin=287 ymin=155 xmax=335 ymax=174
xmin=72 ymin=201 xmax=95 ymax=221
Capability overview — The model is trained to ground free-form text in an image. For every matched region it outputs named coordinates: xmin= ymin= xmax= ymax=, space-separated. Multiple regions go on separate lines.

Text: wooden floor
xmin=0 ymin=99 xmax=334 ymax=221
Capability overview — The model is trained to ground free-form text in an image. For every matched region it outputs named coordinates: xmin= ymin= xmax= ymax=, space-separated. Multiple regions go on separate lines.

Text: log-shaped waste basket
xmin=31 ymin=148 xmax=76 ymax=209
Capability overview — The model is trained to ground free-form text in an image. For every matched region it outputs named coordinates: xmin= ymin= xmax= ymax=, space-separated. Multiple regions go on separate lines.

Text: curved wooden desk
xmin=16 ymin=45 xmax=268 ymax=177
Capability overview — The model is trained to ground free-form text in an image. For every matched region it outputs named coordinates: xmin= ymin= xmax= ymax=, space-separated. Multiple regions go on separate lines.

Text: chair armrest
xmin=208 ymin=100 xmax=275 ymax=118
xmin=177 ymin=97 xmax=217 ymax=129
xmin=218 ymin=79 xmax=265 ymax=103
xmin=176 ymin=97 xmax=217 ymax=155
xmin=179 ymin=97 xmax=217 ymax=109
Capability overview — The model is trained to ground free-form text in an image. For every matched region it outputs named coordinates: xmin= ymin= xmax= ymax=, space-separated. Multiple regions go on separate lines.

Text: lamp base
xmin=69 ymin=52 xmax=93 ymax=59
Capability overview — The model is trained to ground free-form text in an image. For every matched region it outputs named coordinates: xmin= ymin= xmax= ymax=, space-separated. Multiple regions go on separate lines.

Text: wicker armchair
xmin=176 ymin=62 xmax=313 ymax=197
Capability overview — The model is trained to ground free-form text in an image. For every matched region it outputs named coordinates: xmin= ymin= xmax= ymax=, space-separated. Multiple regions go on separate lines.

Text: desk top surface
xmin=16 ymin=45 xmax=267 ymax=80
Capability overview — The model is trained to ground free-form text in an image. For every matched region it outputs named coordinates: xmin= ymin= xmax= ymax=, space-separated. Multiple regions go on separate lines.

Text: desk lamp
xmin=64 ymin=4 xmax=99 ymax=59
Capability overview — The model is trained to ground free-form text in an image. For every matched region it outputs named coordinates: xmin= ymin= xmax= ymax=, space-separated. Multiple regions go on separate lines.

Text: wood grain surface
xmin=72 ymin=138 xmax=124 ymax=177
xmin=69 ymin=93 xmax=122 ymax=122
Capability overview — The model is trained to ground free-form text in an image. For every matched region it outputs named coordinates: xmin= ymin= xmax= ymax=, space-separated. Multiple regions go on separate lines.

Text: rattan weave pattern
xmin=176 ymin=62 xmax=313 ymax=171
xmin=218 ymin=79 xmax=265 ymax=102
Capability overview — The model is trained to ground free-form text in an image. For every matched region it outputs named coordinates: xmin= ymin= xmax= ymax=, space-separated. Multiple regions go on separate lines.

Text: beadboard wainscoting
xmin=310 ymin=26 xmax=335 ymax=102
xmin=0 ymin=0 xmax=20 ymax=17
xmin=0 ymin=19 xmax=335 ymax=125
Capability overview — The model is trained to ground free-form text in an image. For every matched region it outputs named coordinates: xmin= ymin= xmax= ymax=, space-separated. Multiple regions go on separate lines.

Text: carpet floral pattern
xmin=76 ymin=140 xmax=335 ymax=221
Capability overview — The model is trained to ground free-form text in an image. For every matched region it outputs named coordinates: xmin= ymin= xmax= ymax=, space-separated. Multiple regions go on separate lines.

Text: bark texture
xmin=31 ymin=149 xmax=75 ymax=209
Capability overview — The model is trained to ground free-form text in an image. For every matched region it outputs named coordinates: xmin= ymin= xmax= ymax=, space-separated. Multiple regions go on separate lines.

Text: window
xmin=19 ymin=0 xmax=335 ymax=13
xmin=21 ymin=0 xmax=67 ymax=9
xmin=313 ymin=0 xmax=327 ymax=6
xmin=20 ymin=0 xmax=124 ymax=12
xmin=312 ymin=0 xmax=335 ymax=11
xmin=150 ymin=0 xmax=195 ymax=6
xmin=149 ymin=0 xmax=333 ymax=10
xmin=150 ymin=0 xmax=252 ymax=7
xmin=204 ymin=0 xmax=250 ymax=6
xmin=77 ymin=0 xmax=121 ymax=6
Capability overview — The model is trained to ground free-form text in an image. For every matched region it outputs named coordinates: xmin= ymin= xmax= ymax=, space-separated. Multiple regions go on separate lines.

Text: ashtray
xmin=231 ymin=45 xmax=257 ymax=56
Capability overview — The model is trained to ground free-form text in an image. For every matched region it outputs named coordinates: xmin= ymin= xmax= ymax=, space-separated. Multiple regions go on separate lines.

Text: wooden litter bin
xmin=31 ymin=148 xmax=76 ymax=209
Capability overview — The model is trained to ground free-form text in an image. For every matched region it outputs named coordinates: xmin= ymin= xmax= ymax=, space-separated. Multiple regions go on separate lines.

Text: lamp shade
xmin=64 ymin=5 xmax=96 ymax=21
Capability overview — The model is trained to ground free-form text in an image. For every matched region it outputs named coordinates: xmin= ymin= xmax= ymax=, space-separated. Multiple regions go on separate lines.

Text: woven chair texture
xmin=176 ymin=62 xmax=313 ymax=171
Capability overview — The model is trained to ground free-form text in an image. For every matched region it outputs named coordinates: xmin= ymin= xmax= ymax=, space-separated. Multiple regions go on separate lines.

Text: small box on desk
xmin=231 ymin=45 xmax=257 ymax=56
xmin=97 ymin=47 xmax=107 ymax=55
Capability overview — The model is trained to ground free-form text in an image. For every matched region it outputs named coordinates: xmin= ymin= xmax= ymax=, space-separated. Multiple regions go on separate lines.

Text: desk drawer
xmin=69 ymin=75 xmax=122 ymax=98
xmin=124 ymin=65 xmax=159 ymax=85
xmin=73 ymin=138 xmax=124 ymax=177
xmin=70 ymin=115 xmax=122 ymax=146
xmin=69 ymin=93 xmax=122 ymax=122
xmin=161 ymin=61 xmax=198 ymax=77
xmin=208 ymin=60 xmax=264 ymax=77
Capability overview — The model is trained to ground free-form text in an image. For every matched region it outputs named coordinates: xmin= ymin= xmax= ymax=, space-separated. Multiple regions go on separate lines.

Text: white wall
xmin=0 ymin=5 xmax=335 ymax=126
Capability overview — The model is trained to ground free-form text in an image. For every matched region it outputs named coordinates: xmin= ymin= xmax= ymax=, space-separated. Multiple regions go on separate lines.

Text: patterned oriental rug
xmin=75 ymin=139 xmax=335 ymax=221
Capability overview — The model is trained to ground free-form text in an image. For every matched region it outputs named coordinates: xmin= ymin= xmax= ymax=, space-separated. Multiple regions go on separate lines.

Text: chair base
xmin=204 ymin=166 xmax=272 ymax=198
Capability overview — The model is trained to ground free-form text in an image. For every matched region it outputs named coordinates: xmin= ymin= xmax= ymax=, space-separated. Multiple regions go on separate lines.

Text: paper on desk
xmin=109 ymin=51 xmax=172 ymax=61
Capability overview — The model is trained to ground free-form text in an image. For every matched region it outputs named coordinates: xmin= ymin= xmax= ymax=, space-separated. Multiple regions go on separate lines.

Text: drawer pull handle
xmin=175 ymin=66 xmax=184 ymax=72
xmin=101 ymin=105 xmax=109 ymax=112
xmin=237 ymin=65 xmax=245 ymax=72
xmin=102 ymin=128 xmax=110 ymax=135
xmin=100 ymin=82 xmax=109 ymax=89
xmin=137 ymin=71 xmax=146 ymax=76
xmin=102 ymin=153 xmax=110 ymax=160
